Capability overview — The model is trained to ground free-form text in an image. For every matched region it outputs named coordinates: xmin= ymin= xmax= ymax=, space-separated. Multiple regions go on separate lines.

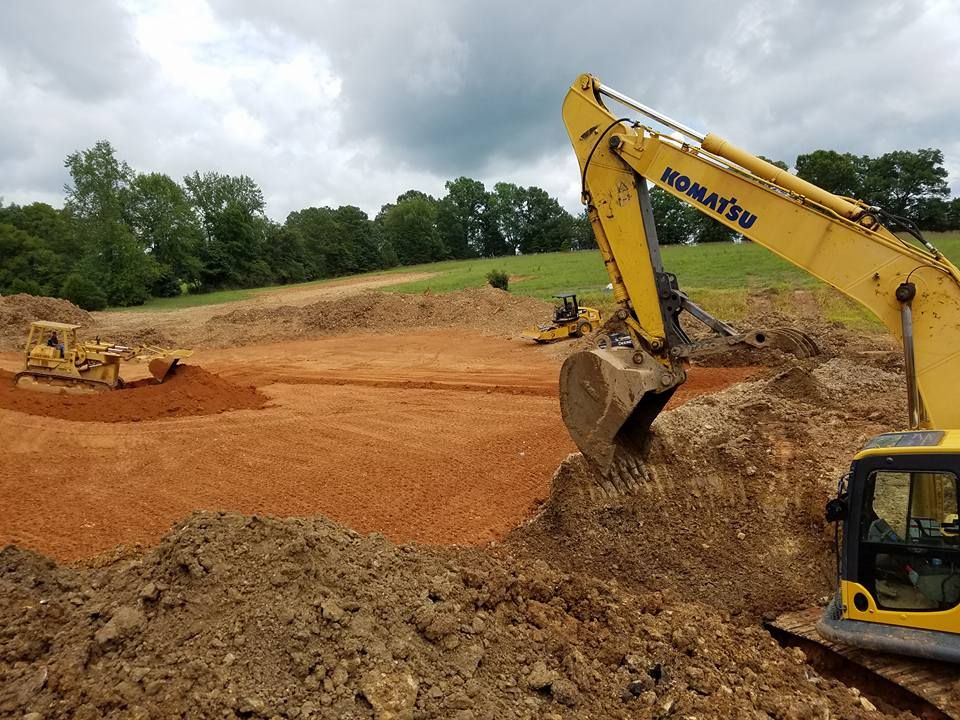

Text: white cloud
xmin=1 ymin=0 xmax=958 ymax=220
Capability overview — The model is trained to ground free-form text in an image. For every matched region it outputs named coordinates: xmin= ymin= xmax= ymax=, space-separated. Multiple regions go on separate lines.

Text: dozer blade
xmin=559 ymin=347 xmax=682 ymax=470
xmin=148 ymin=357 xmax=180 ymax=383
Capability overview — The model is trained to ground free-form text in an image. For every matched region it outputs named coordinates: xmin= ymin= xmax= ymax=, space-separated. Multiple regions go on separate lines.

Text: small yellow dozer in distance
xmin=14 ymin=320 xmax=193 ymax=394
xmin=522 ymin=293 xmax=602 ymax=343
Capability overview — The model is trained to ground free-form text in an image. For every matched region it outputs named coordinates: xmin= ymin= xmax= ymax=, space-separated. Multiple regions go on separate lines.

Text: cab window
xmin=861 ymin=470 xmax=960 ymax=611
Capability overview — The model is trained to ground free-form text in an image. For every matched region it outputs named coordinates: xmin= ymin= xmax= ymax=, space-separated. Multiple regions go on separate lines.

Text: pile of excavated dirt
xmin=506 ymin=356 xmax=906 ymax=620
xmin=202 ymin=288 xmax=553 ymax=347
xmin=0 ymin=294 xmax=92 ymax=350
xmin=101 ymin=326 xmax=178 ymax=350
xmin=0 ymin=512 xmax=883 ymax=720
xmin=691 ymin=288 xmax=902 ymax=371
xmin=0 ymin=365 xmax=267 ymax=422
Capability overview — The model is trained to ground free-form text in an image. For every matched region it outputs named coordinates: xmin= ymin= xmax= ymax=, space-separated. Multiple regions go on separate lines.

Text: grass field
xmin=122 ymin=231 xmax=960 ymax=329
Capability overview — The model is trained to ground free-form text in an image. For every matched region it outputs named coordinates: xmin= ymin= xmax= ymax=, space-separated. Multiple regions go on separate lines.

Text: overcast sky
xmin=1 ymin=0 xmax=958 ymax=221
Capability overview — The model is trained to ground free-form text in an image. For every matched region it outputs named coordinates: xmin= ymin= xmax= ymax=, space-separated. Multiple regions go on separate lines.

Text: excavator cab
xmin=821 ymin=431 xmax=960 ymax=662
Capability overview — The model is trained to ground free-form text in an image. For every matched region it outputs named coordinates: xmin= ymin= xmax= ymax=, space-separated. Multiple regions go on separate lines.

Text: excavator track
xmin=768 ymin=608 xmax=960 ymax=718
xmin=13 ymin=370 xmax=117 ymax=395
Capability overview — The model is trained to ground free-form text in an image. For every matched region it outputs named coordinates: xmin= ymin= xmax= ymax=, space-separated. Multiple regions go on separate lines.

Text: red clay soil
xmin=0 ymin=331 xmax=759 ymax=562
xmin=0 ymin=365 xmax=267 ymax=422
xmin=668 ymin=364 xmax=757 ymax=408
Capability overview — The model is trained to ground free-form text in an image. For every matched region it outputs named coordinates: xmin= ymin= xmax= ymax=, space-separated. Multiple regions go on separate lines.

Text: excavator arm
xmin=561 ymin=74 xmax=960 ymax=468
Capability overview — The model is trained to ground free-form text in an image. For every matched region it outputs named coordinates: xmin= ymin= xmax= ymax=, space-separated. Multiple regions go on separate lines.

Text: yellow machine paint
xmin=521 ymin=293 xmax=602 ymax=343
xmin=559 ymin=73 xmax=960 ymax=667
xmin=16 ymin=321 xmax=193 ymax=392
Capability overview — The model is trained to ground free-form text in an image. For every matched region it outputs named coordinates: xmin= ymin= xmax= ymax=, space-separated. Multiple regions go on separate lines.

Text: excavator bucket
xmin=559 ymin=348 xmax=682 ymax=470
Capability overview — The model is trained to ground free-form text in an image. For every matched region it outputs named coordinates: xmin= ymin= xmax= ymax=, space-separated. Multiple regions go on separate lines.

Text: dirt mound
xmin=0 ymin=293 xmax=92 ymax=350
xmin=203 ymin=288 xmax=553 ymax=347
xmin=0 ymin=365 xmax=267 ymax=422
xmin=103 ymin=326 xmax=178 ymax=349
xmin=506 ymin=356 xmax=906 ymax=620
xmin=0 ymin=512 xmax=880 ymax=719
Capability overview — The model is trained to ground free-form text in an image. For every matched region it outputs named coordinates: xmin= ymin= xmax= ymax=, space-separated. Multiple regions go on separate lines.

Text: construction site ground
xmin=0 ymin=279 xmax=932 ymax=719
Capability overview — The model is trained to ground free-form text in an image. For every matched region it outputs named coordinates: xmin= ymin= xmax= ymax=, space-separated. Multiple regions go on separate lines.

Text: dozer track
xmin=13 ymin=370 xmax=118 ymax=394
xmin=768 ymin=607 xmax=960 ymax=719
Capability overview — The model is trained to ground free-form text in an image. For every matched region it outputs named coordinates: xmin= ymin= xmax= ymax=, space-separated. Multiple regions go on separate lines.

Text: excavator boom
xmin=561 ymin=74 xmax=960 ymax=465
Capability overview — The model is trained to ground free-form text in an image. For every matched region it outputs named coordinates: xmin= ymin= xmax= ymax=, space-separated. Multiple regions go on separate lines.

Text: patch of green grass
xmin=107 ymin=230 xmax=960 ymax=321
xmin=816 ymin=291 xmax=881 ymax=331
xmin=105 ymin=288 xmax=255 ymax=312
xmin=107 ymin=268 xmax=402 ymax=312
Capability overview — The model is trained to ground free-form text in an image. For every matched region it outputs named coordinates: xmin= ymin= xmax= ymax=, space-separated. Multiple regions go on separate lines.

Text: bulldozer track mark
xmin=242 ymin=372 xmax=558 ymax=397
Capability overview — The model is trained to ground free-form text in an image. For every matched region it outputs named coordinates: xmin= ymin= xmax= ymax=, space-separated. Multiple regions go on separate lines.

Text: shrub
xmin=60 ymin=273 xmax=108 ymax=311
xmin=486 ymin=269 xmax=509 ymax=291
xmin=150 ymin=268 xmax=183 ymax=298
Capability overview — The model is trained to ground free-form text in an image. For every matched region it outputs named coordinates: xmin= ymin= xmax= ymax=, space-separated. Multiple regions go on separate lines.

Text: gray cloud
xmin=0 ymin=0 xmax=151 ymax=100
xmin=1 ymin=0 xmax=958 ymax=220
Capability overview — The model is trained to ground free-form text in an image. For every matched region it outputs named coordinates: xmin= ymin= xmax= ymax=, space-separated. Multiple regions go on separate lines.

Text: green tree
xmin=60 ymin=272 xmax=108 ymax=310
xmin=64 ymin=141 xmax=156 ymax=306
xmin=285 ymin=206 xmax=380 ymax=278
xmin=571 ymin=210 xmax=596 ymax=250
xmin=649 ymin=188 xmax=694 ymax=245
xmin=437 ymin=177 xmax=489 ymax=258
xmin=861 ymin=148 xmax=950 ymax=218
xmin=0 ymin=223 xmax=65 ymax=296
xmin=334 ymin=206 xmax=381 ymax=273
xmin=948 ymin=198 xmax=960 ymax=231
xmin=757 ymin=155 xmax=789 ymax=171
xmin=795 ymin=150 xmax=864 ymax=197
xmin=183 ymin=171 xmax=265 ymax=241
xmin=2 ymin=202 xmax=81 ymax=260
xmin=127 ymin=173 xmax=204 ymax=294
xmin=915 ymin=198 xmax=951 ymax=232
xmin=378 ymin=193 xmax=446 ymax=265
xmin=517 ymin=187 xmax=576 ymax=254
xmin=490 ymin=182 xmax=525 ymax=254
xmin=199 ymin=202 xmax=269 ymax=289
xmin=0 ymin=202 xmax=79 ymax=293
xmin=264 ymin=223 xmax=309 ymax=284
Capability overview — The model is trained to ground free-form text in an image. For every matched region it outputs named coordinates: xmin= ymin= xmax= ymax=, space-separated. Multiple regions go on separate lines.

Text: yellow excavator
xmin=15 ymin=320 xmax=192 ymax=393
xmin=561 ymin=73 xmax=960 ymax=712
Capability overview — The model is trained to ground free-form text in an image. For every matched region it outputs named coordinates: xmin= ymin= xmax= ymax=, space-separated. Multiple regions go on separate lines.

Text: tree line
xmin=0 ymin=140 xmax=957 ymax=309
xmin=0 ymin=141 xmax=593 ymax=309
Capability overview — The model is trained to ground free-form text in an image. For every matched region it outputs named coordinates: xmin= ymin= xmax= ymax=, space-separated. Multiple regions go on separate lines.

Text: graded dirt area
xmin=0 ymin=330 xmax=754 ymax=563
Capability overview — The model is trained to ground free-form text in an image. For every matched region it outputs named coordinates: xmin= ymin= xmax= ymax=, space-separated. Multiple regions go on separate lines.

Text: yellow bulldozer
xmin=521 ymin=293 xmax=602 ymax=343
xmin=14 ymin=320 xmax=193 ymax=393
